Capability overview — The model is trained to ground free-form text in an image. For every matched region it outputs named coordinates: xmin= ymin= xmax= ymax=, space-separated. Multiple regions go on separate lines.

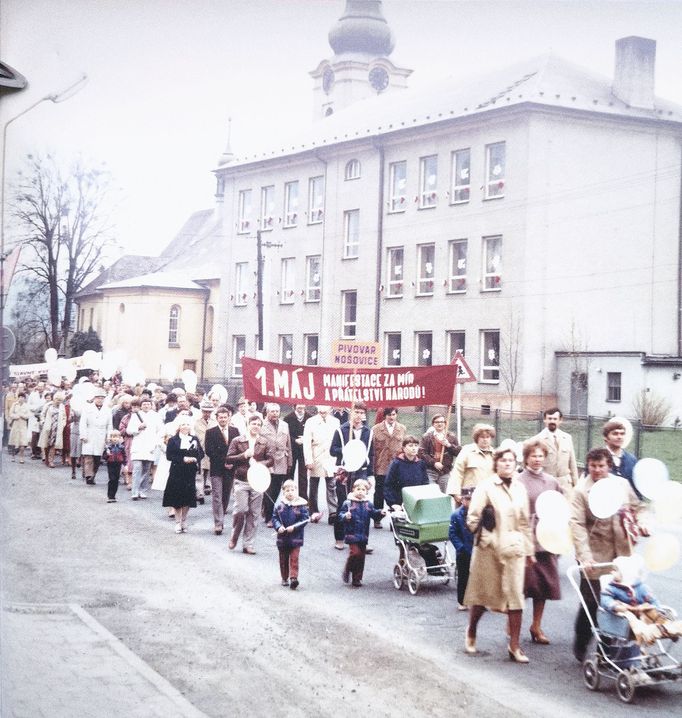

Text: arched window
xmin=205 ymin=305 xmax=214 ymax=352
xmin=168 ymin=305 xmax=180 ymax=345
xmin=344 ymin=159 xmax=361 ymax=180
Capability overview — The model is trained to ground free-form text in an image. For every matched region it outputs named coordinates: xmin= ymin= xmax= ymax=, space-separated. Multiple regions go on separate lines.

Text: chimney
xmin=612 ymin=36 xmax=656 ymax=109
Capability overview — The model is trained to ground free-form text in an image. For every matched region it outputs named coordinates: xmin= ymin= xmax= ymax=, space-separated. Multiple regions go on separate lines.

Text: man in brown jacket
xmin=371 ymin=407 xmax=406 ymax=528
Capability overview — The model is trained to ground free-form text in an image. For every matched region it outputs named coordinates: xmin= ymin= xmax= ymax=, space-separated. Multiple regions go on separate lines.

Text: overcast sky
xmin=2 ymin=0 xmax=681 ymax=259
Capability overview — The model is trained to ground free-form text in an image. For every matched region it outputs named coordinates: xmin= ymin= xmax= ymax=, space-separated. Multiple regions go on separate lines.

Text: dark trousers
xmin=456 ymin=551 xmax=471 ymax=605
xmin=31 ymin=431 xmax=41 ymax=458
xmin=308 ymin=476 xmax=320 ymax=514
xmin=278 ymin=546 xmax=301 ymax=581
xmin=263 ymin=473 xmax=286 ymax=520
xmin=210 ymin=473 xmax=234 ymax=529
xmin=106 ymin=463 xmax=122 ymax=500
xmin=373 ymin=474 xmax=385 ymax=512
xmin=289 ymin=449 xmax=307 ymax=500
xmin=344 ymin=542 xmax=367 ymax=584
xmin=575 ymin=577 xmax=601 ymax=652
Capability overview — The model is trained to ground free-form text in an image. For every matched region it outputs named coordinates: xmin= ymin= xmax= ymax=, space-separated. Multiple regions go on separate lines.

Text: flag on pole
xmin=1 ymin=244 xmax=22 ymax=300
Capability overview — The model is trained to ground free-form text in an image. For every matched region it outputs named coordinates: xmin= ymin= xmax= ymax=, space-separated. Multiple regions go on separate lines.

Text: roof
xmin=99 ymin=271 xmax=208 ymax=291
xmin=75 ymin=255 xmax=166 ymax=299
xmin=222 ymin=52 xmax=682 ymax=170
xmin=158 ymin=209 xmax=223 ymax=281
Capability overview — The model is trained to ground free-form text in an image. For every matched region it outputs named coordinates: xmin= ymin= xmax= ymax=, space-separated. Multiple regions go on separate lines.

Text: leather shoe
xmin=508 ymin=645 xmax=530 ymax=663
xmin=214 ymin=528 xmax=223 ymax=536
xmin=464 ymin=630 xmax=477 ymax=654
xmin=227 ymin=539 xmax=237 ymax=550
xmin=530 ymin=628 xmax=550 ymax=645
xmin=243 ymin=547 xmax=256 ymax=555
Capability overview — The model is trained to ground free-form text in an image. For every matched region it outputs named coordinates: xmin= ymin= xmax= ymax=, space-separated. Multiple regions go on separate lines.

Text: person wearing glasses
xmin=419 ymin=414 xmax=461 ymax=494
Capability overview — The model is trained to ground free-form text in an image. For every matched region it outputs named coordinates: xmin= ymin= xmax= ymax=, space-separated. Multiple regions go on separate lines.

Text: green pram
xmin=390 ymin=484 xmax=456 ymax=595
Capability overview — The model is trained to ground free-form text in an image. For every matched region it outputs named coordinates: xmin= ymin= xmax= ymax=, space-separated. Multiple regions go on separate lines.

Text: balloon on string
xmin=56 ymin=357 xmax=71 ymax=374
xmin=535 ymin=518 xmax=573 ymax=555
xmin=643 ymin=533 xmax=680 ymax=572
xmin=247 ymin=462 xmax=271 ymax=493
xmin=209 ymin=384 xmax=228 ymax=404
xmin=342 ymin=439 xmax=367 ymax=472
xmin=160 ymin=363 xmax=178 ymax=382
xmin=498 ymin=438 xmax=523 ymax=463
xmin=79 ymin=382 xmax=96 ymax=402
xmin=610 ymin=416 xmax=634 ymax=449
xmin=82 ymin=350 xmax=100 ymax=370
xmin=44 ymin=347 xmax=58 ymax=364
xmin=146 ymin=383 xmax=158 ymax=393
xmin=63 ymin=364 xmax=77 ymax=382
xmin=182 ymin=369 xmax=198 ymax=393
xmin=47 ymin=367 xmax=62 ymax=386
xmin=588 ymin=476 xmax=627 ymax=519
xmin=99 ymin=359 xmax=117 ymax=380
xmin=633 ymin=458 xmax=669 ymax=501
xmin=535 ymin=490 xmax=571 ymax=523
xmin=652 ymin=482 xmax=682 ymax=525
xmin=122 ymin=364 xmax=145 ymax=387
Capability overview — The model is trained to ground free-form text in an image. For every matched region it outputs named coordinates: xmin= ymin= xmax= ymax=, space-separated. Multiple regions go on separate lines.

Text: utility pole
xmin=255 ymin=229 xmax=282 ymax=355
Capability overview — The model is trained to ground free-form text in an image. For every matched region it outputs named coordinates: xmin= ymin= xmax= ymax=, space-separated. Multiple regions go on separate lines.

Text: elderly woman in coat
xmin=38 ymin=391 xmax=67 ymax=467
xmin=8 ymin=392 xmax=31 ymax=462
xmin=464 ymin=447 xmax=535 ymax=663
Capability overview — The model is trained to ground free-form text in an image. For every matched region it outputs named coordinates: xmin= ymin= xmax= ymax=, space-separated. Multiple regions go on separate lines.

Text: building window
xmin=388 ymin=160 xmax=407 ymax=212
xmin=183 ymin=360 xmax=197 ymax=372
xmin=283 ymin=181 xmax=299 ymax=227
xmin=304 ymin=334 xmax=319 ymax=366
xmin=607 ymin=372 xmax=622 ymax=402
xmin=386 ymin=247 xmax=403 ymax=298
xmin=232 ymin=336 xmax=246 ymax=377
xmin=419 ymin=155 xmax=438 ymax=208
xmin=451 ymin=148 xmax=470 ymax=203
xmin=448 ymin=239 xmax=467 ymax=293
xmin=480 ymin=330 xmax=500 ymax=383
xmin=234 ymin=262 xmax=249 ymax=305
xmin=447 ymin=330 xmax=465 ymax=360
xmin=344 ymin=159 xmax=361 ymax=180
xmin=238 ymin=189 xmax=252 ymax=233
xmin=260 ymin=185 xmax=275 ymax=230
xmin=215 ymin=175 xmax=225 ymax=198
xmin=205 ymin=305 xmax=214 ymax=352
xmin=482 ymin=236 xmax=502 ymax=291
xmin=341 ymin=290 xmax=357 ymax=338
xmin=305 ymin=255 xmax=321 ymax=302
xmin=343 ymin=209 xmax=360 ymax=259
xmin=308 ymin=175 xmax=324 ymax=224
xmin=485 ymin=141 xmax=505 ymax=199
xmin=416 ymin=244 xmax=435 ymax=296
xmin=280 ymin=258 xmax=295 ymax=304
xmin=385 ymin=332 xmax=401 ymax=366
xmin=279 ymin=334 xmax=293 ymax=364
xmin=89 ymin=307 xmax=94 ymax=329
xmin=168 ymin=305 xmax=180 ymax=346
xmin=415 ymin=332 xmax=433 ymax=366
xmin=119 ymin=303 xmax=125 ymax=314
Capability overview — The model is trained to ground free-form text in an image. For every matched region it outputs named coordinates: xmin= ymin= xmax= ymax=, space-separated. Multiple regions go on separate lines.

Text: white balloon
xmin=633 ymin=458 xmax=669 ymax=500
xmin=81 ymin=383 xmax=96 ymax=401
xmin=209 ymin=384 xmax=228 ymax=403
xmin=535 ymin=490 xmax=571 ymax=523
xmin=644 ymin=533 xmax=681 ymax=572
xmin=82 ymin=350 xmax=99 ymax=369
xmin=160 ymin=363 xmax=178 ymax=382
xmin=536 ymin=518 xmax=573 ymax=555
xmin=247 ymin=462 xmax=271 ymax=492
xmin=47 ymin=368 xmax=62 ymax=386
xmin=342 ymin=439 xmax=367 ymax=472
xmin=610 ymin=416 xmax=634 ymax=449
xmin=653 ymin=482 xmax=682 ymax=525
xmin=182 ymin=369 xmax=197 ymax=393
xmin=588 ymin=476 xmax=627 ymax=519
xmin=99 ymin=359 xmax=116 ymax=380
xmin=44 ymin=347 xmax=58 ymax=363
xmin=56 ymin=357 xmax=70 ymax=374
xmin=63 ymin=364 xmax=77 ymax=382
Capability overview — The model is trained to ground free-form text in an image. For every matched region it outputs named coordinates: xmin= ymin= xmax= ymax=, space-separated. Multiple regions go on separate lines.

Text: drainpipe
xmin=199 ymin=285 xmax=209 ymax=382
xmin=373 ymin=140 xmax=385 ymax=342
xmin=678 ymin=146 xmax=682 ymax=356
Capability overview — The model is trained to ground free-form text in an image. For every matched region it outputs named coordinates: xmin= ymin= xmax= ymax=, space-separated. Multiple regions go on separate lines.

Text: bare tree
xmin=10 ymin=153 xmax=117 ymax=352
xmin=7 ymin=276 xmax=51 ymax=363
xmin=499 ymin=311 xmax=521 ymax=414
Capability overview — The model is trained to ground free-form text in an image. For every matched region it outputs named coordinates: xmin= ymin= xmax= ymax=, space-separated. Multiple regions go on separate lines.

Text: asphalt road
xmin=1 ymin=458 xmax=681 ymax=717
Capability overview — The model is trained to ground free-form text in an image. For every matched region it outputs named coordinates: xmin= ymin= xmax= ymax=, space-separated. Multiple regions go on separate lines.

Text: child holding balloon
xmin=272 ymin=480 xmax=310 ymax=589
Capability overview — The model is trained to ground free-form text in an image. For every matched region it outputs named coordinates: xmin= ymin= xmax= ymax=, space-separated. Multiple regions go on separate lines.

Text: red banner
xmin=241 ymin=357 xmax=458 ymax=408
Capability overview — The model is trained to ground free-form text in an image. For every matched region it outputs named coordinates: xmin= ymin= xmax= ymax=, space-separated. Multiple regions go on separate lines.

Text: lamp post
xmin=255 ymin=229 xmax=282 ymax=356
xmin=0 ymin=74 xmax=87 ymax=467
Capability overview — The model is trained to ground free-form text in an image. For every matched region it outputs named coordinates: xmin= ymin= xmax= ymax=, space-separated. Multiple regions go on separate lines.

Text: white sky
xmin=2 ymin=0 xmax=681 ymax=258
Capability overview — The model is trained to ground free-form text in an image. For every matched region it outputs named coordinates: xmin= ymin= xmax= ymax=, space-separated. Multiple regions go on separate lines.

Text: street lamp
xmin=0 ymin=74 xmax=87 ymax=468
xmin=255 ymin=229 xmax=282 ymax=355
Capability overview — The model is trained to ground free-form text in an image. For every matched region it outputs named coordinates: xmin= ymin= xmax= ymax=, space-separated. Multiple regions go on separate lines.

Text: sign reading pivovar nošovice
xmin=241 ymin=357 xmax=457 ymax=408
xmin=330 ymin=340 xmax=381 ymax=368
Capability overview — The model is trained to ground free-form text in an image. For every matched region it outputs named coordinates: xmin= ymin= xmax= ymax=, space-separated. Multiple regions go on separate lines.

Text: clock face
xmin=323 ymin=68 xmax=335 ymax=94
xmin=369 ymin=67 xmax=389 ymax=92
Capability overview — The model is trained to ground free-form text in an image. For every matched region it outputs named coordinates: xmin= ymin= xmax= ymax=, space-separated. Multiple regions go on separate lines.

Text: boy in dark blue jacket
xmin=340 ymin=479 xmax=384 ymax=587
xmin=272 ymin=480 xmax=310 ymax=590
xmin=449 ymin=486 xmax=474 ymax=610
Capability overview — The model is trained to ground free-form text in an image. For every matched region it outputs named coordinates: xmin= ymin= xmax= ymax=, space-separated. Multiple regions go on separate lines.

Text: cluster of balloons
xmin=535 ymin=490 xmax=573 ymax=554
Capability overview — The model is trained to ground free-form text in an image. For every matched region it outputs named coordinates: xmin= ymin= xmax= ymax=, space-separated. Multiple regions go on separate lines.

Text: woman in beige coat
xmin=464 ymin=448 xmax=535 ymax=663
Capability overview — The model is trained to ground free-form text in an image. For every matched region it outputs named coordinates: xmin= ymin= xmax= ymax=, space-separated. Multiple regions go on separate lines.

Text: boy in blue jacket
xmin=340 ymin=479 xmax=385 ymax=587
xmin=449 ymin=486 xmax=474 ymax=610
xmin=272 ymin=480 xmax=310 ymax=590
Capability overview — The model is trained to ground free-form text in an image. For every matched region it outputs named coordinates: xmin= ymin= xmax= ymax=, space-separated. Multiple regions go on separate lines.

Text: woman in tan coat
xmin=464 ymin=448 xmax=535 ymax=663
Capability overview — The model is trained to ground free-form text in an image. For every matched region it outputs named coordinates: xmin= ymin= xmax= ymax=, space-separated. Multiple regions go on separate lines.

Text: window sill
xmin=481 ymin=287 xmax=502 ymax=293
xmin=415 ymin=292 xmax=434 ymax=298
xmin=449 ymin=199 xmax=470 ymax=206
xmin=304 ymin=298 xmax=321 ymax=304
xmin=478 ymin=380 xmax=500 ymax=385
xmin=606 ymin=399 xmax=622 ymax=403
xmin=280 ymin=301 xmax=295 ymax=306
xmin=417 ymin=204 xmax=437 ymax=210
xmin=385 ymin=294 xmax=403 ymax=300
xmin=168 ymin=343 xmax=180 ymax=349
xmin=387 ymin=207 xmax=407 ymax=214
xmin=342 ymin=255 xmax=359 ymax=261
xmin=483 ymin=195 xmax=505 ymax=201
xmin=307 ymin=220 xmax=323 ymax=226
xmin=447 ymin=288 xmax=467 ymax=295
xmin=282 ymin=223 xmax=297 ymax=230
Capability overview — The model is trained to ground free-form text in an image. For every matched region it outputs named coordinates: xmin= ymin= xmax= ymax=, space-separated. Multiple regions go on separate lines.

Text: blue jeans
xmin=132 ymin=459 xmax=153 ymax=497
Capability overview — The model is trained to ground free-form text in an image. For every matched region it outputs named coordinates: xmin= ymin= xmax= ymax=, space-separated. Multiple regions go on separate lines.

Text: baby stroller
xmin=389 ymin=484 xmax=456 ymax=595
xmin=567 ymin=562 xmax=682 ymax=703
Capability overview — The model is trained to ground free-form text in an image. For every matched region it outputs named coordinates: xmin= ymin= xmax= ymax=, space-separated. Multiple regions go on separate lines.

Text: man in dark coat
xmin=204 ymin=405 xmax=239 ymax=535
xmin=283 ymin=404 xmax=312 ymax=501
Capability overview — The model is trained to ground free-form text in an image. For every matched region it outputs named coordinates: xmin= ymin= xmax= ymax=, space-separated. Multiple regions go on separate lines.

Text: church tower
xmin=310 ymin=0 xmax=412 ymax=119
